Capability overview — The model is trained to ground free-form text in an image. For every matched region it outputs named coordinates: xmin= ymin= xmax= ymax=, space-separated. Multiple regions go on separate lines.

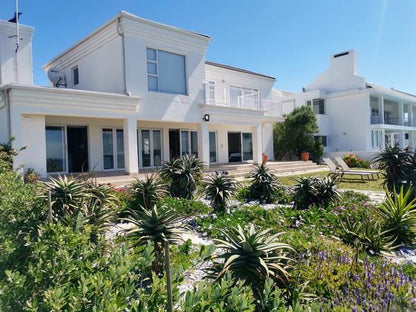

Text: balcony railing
xmin=204 ymin=83 xmax=262 ymax=110
xmin=371 ymin=114 xmax=401 ymax=125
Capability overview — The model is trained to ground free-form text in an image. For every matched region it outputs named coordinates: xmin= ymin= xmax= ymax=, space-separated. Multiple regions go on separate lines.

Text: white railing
xmin=204 ymin=83 xmax=262 ymax=110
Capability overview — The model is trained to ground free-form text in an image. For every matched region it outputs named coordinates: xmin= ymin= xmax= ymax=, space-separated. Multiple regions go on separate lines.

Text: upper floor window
xmin=307 ymin=98 xmax=325 ymax=114
xmin=72 ymin=66 xmax=79 ymax=86
xmin=146 ymin=48 xmax=187 ymax=95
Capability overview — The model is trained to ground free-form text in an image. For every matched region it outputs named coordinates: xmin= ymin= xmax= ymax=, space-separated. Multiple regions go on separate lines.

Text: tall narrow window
xmin=191 ymin=131 xmax=198 ymax=157
xmin=181 ymin=131 xmax=190 ymax=156
xmin=146 ymin=48 xmax=186 ymax=94
xmin=209 ymin=132 xmax=217 ymax=163
xmin=72 ymin=66 xmax=79 ymax=86
xmin=102 ymin=129 xmax=114 ymax=170
xmin=46 ymin=126 xmax=66 ymax=173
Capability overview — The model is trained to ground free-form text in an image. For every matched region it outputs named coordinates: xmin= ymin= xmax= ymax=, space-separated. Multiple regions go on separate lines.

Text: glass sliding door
xmin=209 ymin=131 xmax=217 ymax=164
xmin=181 ymin=131 xmax=190 ymax=155
xmin=102 ymin=129 xmax=114 ymax=170
xmin=140 ymin=129 xmax=163 ymax=168
xmin=46 ymin=126 xmax=66 ymax=173
xmin=242 ymin=132 xmax=253 ymax=161
xmin=153 ymin=130 xmax=162 ymax=167
xmin=141 ymin=130 xmax=151 ymax=168
xmin=191 ymin=131 xmax=198 ymax=157
xmin=116 ymin=129 xmax=125 ymax=169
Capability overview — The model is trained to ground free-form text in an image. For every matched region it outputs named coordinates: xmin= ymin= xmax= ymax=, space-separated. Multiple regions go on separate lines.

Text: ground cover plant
xmin=2 ymin=153 xmax=416 ymax=311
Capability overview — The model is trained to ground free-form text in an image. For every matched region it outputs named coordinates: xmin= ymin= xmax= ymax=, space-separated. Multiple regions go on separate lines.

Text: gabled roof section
xmin=366 ymin=82 xmax=416 ymax=100
xmin=205 ymin=61 xmax=276 ymax=80
xmin=44 ymin=11 xmax=211 ymax=69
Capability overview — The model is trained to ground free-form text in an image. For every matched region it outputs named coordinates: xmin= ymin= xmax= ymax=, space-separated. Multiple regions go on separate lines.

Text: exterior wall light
xmin=203 ymin=114 xmax=210 ymax=122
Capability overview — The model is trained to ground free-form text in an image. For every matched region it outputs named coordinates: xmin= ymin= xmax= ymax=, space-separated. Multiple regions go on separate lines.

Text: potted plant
xmin=301 ymin=151 xmax=309 ymax=161
xmin=262 ymin=153 xmax=268 ymax=164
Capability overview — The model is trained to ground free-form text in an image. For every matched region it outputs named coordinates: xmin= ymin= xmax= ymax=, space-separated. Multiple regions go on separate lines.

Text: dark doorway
xmin=169 ymin=129 xmax=180 ymax=160
xmin=228 ymin=132 xmax=242 ymax=162
xmin=67 ymin=126 xmax=89 ymax=172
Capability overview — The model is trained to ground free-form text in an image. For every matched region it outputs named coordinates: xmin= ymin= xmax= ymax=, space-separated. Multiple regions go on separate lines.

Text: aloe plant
xmin=130 ymin=175 xmax=167 ymax=209
xmin=211 ymin=224 xmax=294 ymax=298
xmin=375 ymin=187 xmax=416 ymax=245
xmin=159 ymin=154 xmax=204 ymax=199
xmin=123 ymin=205 xmax=187 ymax=273
xmin=248 ymin=164 xmax=279 ymax=203
xmin=203 ymin=173 xmax=238 ymax=212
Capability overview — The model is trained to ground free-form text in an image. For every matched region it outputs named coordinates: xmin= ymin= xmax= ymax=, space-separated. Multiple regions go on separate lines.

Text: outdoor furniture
xmin=334 ymin=157 xmax=380 ymax=179
xmin=323 ymin=158 xmax=373 ymax=181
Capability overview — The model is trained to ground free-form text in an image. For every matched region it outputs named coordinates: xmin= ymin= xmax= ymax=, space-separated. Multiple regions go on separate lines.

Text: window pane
xmin=147 ymin=62 xmax=157 ymax=75
xmin=102 ymin=129 xmax=114 ymax=170
xmin=148 ymin=76 xmax=158 ymax=91
xmin=242 ymin=133 xmax=253 ymax=161
xmin=209 ymin=132 xmax=217 ymax=163
xmin=141 ymin=130 xmax=151 ymax=167
xmin=146 ymin=48 xmax=156 ymax=61
xmin=153 ymin=130 xmax=162 ymax=167
xmin=191 ymin=131 xmax=198 ymax=157
xmin=116 ymin=129 xmax=124 ymax=169
xmin=319 ymin=99 xmax=325 ymax=114
xmin=73 ymin=67 xmax=79 ymax=86
xmin=46 ymin=126 xmax=66 ymax=173
xmin=158 ymin=50 xmax=186 ymax=94
xmin=181 ymin=131 xmax=189 ymax=155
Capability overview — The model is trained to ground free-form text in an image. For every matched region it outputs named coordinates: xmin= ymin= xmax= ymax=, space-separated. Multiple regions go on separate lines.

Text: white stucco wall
xmin=0 ymin=21 xmax=34 ymax=85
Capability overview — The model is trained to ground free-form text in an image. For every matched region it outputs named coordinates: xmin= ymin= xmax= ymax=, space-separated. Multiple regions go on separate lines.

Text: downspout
xmin=117 ymin=16 xmax=128 ymax=94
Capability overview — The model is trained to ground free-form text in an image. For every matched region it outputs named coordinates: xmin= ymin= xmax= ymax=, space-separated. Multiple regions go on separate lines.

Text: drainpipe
xmin=117 ymin=16 xmax=128 ymax=95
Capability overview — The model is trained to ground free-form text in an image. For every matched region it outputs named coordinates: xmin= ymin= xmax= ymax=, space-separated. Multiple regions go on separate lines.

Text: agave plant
xmin=375 ymin=186 xmax=416 ymax=245
xmin=203 ymin=173 xmax=238 ymax=212
xmin=211 ymin=224 xmax=294 ymax=298
xmin=159 ymin=154 xmax=204 ymax=199
xmin=248 ymin=164 xmax=280 ymax=203
xmin=44 ymin=176 xmax=89 ymax=218
xmin=314 ymin=176 xmax=340 ymax=206
xmin=123 ymin=205 xmax=188 ymax=273
xmin=130 ymin=175 xmax=167 ymax=209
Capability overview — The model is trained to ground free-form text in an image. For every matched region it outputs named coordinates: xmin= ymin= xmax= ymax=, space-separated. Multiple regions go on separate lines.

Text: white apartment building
xmin=279 ymin=50 xmax=416 ymax=158
xmin=0 ymin=11 xmax=283 ymax=177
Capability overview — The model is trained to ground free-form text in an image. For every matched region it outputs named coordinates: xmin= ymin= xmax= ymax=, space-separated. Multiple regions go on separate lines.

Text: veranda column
xmin=380 ymin=97 xmax=385 ymax=124
xmin=399 ymin=102 xmax=404 ymax=126
xmin=252 ymin=123 xmax=263 ymax=164
xmin=10 ymin=111 xmax=23 ymax=173
xmin=198 ymin=122 xmax=210 ymax=166
xmin=399 ymin=130 xmax=405 ymax=149
xmin=409 ymin=132 xmax=415 ymax=152
xmin=123 ymin=117 xmax=138 ymax=175
xmin=410 ymin=105 xmax=414 ymax=127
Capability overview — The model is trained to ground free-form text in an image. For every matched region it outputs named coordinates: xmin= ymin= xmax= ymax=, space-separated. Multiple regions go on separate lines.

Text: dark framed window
xmin=72 ymin=67 xmax=79 ymax=86
xmin=307 ymin=98 xmax=325 ymax=114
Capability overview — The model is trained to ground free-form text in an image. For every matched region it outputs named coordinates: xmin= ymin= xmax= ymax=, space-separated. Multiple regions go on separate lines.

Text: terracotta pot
xmin=262 ymin=154 xmax=268 ymax=164
xmin=301 ymin=152 xmax=309 ymax=161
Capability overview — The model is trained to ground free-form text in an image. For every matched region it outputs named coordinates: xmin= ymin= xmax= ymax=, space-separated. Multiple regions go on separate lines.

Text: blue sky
xmin=2 ymin=0 xmax=416 ymax=93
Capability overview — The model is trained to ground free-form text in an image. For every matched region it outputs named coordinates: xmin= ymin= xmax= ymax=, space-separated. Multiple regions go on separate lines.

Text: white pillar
xmin=123 ymin=117 xmax=138 ymax=175
xmin=163 ymin=128 xmax=170 ymax=163
xmin=399 ymin=130 xmax=405 ymax=149
xmin=198 ymin=122 xmax=210 ymax=167
xmin=380 ymin=97 xmax=385 ymax=124
xmin=399 ymin=102 xmax=404 ymax=126
xmin=252 ymin=123 xmax=263 ymax=164
xmin=10 ymin=111 xmax=23 ymax=173
xmin=381 ymin=129 xmax=386 ymax=149
xmin=409 ymin=132 xmax=415 ymax=152
xmin=410 ymin=105 xmax=414 ymax=127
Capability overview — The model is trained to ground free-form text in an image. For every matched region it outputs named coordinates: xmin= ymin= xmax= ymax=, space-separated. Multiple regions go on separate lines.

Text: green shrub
xmin=343 ymin=154 xmax=371 ymax=168
xmin=0 ymin=138 xmax=25 ymax=169
xmin=130 ymin=175 xmax=167 ymax=209
xmin=181 ymin=274 xmax=256 ymax=312
xmin=203 ymin=172 xmax=238 ymax=212
xmin=159 ymin=154 xmax=204 ymax=199
xmin=248 ymin=164 xmax=280 ymax=204
xmin=157 ymin=197 xmax=211 ymax=216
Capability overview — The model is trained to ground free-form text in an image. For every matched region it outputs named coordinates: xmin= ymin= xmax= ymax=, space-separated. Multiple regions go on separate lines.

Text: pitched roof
xmin=205 ymin=61 xmax=276 ymax=80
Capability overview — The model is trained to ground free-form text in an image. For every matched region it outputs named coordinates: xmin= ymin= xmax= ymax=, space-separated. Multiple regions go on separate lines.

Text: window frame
xmin=146 ymin=47 xmax=187 ymax=95
xmin=306 ymin=98 xmax=325 ymax=114
xmin=72 ymin=66 xmax=79 ymax=86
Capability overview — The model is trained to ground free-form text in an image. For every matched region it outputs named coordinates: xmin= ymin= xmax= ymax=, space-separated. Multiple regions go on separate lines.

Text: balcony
xmin=371 ymin=114 xmax=401 ymax=126
xmin=204 ymin=83 xmax=262 ymax=110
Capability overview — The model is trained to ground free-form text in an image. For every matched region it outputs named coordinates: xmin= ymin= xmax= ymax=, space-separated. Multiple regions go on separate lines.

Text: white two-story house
xmin=279 ymin=50 xmax=416 ymax=158
xmin=0 ymin=11 xmax=282 ymax=177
